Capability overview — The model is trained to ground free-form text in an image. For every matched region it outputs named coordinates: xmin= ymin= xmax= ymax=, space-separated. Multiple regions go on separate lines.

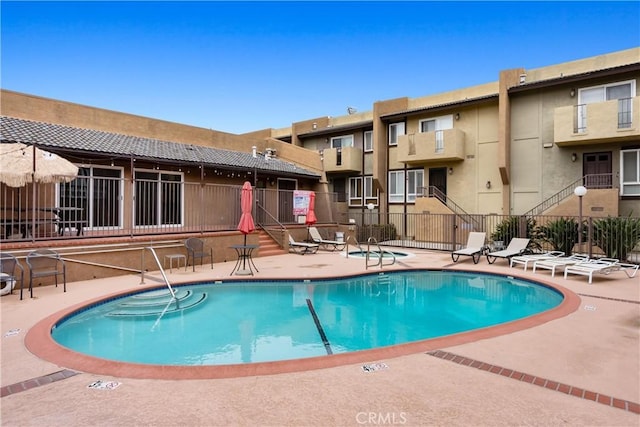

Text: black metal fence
xmin=339 ymin=211 xmax=640 ymax=263
xmin=1 ymin=178 xmax=339 ymax=242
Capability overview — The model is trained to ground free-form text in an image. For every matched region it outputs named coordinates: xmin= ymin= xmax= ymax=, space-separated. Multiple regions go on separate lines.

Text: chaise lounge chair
xmin=531 ymin=254 xmax=589 ymax=277
xmin=510 ymin=250 xmax=565 ymax=271
xmin=451 ymin=232 xmax=487 ymax=264
xmin=485 ymin=238 xmax=530 ymax=264
xmin=308 ymin=227 xmax=346 ymax=252
xmin=288 ymin=235 xmax=319 ymax=255
xmin=563 ymin=258 xmax=638 ymax=284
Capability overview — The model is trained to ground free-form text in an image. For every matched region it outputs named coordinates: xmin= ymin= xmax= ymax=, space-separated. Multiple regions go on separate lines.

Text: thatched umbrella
xmin=0 ymin=143 xmax=78 ymax=187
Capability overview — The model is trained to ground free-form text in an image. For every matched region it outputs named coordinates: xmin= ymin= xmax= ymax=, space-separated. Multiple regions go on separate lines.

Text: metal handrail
xmin=345 ymin=234 xmax=362 ymax=257
xmin=366 ymin=236 xmax=396 ymax=269
xmin=523 ymin=174 xmax=614 ymax=217
xmin=140 ymin=247 xmax=176 ymax=299
xmin=421 ymin=186 xmax=481 ymax=230
xmin=255 ymin=202 xmax=287 ymax=248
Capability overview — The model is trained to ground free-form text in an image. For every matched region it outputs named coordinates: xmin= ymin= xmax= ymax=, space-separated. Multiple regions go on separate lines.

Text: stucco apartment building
xmin=254 ymin=47 xmax=639 ymax=222
xmin=2 ymin=47 xmax=639 ymax=229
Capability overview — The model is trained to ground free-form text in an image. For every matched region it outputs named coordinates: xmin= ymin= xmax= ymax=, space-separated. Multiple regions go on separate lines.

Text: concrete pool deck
xmin=1 ymin=249 xmax=638 ymax=426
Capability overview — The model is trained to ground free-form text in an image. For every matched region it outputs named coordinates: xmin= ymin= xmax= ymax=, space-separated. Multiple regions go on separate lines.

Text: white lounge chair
xmin=451 ymin=232 xmax=487 ymax=264
xmin=485 ymin=238 xmax=530 ymax=264
xmin=563 ymin=258 xmax=638 ymax=284
xmin=288 ymin=235 xmax=319 ymax=255
xmin=308 ymin=227 xmax=346 ymax=251
xmin=510 ymin=251 xmax=565 ymax=271
xmin=532 ymin=254 xmax=589 ymax=277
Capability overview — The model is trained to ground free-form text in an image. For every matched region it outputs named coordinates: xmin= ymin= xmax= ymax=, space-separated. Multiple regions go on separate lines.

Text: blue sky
xmin=2 ymin=1 xmax=639 ymax=134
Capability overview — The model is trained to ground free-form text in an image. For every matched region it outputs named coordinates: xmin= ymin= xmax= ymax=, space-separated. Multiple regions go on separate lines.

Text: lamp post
xmin=574 ymin=185 xmax=587 ymax=250
xmin=367 ymin=203 xmax=375 ymax=239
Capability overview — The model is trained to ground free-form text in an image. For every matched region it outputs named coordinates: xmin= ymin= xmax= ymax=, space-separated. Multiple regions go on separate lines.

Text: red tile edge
xmin=427 ymin=350 xmax=639 ymax=414
xmin=1 ymin=369 xmax=79 ymax=398
xmin=24 ymin=269 xmax=580 ymax=380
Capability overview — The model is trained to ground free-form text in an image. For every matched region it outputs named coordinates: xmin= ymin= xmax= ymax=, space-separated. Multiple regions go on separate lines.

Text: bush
xmin=537 ymin=217 xmax=583 ymax=255
xmin=491 ymin=216 xmax=541 ymax=251
xmin=592 ymin=216 xmax=640 ymax=261
xmin=357 ymin=224 xmax=397 ymax=242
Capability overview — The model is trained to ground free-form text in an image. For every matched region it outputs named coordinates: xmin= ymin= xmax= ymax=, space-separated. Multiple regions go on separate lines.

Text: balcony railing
xmin=322 ymin=146 xmax=363 ymax=173
xmin=396 ymin=128 xmax=465 ymax=164
xmin=554 ymin=96 xmax=640 ymax=145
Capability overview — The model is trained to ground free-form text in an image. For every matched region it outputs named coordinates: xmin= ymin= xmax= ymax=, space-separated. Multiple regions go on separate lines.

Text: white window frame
xmin=58 ymin=166 xmax=124 ymax=231
xmin=331 ymin=134 xmax=354 ymax=149
xmin=621 ymin=148 xmax=640 ymax=196
xmin=364 ymin=130 xmax=373 ymax=152
xmin=388 ymin=122 xmax=405 ymax=146
xmin=364 ymin=176 xmax=378 ymax=206
xmin=419 ymin=115 xmax=453 ymax=153
xmin=134 ymin=168 xmax=184 ymax=228
xmin=348 ymin=176 xmax=363 ymax=206
xmin=388 ymin=169 xmax=423 ymax=203
xmin=577 ymin=80 xmax=636 ymax=133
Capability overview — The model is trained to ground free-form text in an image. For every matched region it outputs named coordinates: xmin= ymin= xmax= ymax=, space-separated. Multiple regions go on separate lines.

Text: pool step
xmin=107 ymin=289 xmax=208 ymax=317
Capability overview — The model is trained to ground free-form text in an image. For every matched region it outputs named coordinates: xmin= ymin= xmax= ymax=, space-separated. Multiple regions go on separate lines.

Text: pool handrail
xmin=140 ymin=246 xmax=177 ymax=300
xmin=344 ymin=235 xmax=362 ymax=257
xmin=366 ymin=237 xmax=396 ymax=269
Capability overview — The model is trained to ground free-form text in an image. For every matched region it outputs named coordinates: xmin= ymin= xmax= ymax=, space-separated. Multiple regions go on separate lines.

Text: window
xmin=348 ymin=176 xmax=378 ymax=206
xmin=348 ymin=177 xmax=362 ymax=206
xmin=388 ymin=122 xmax=405 ymax=146
xmin=331 ymin=135 xmax=354 ymax=148
xmin=578 ymin=80 xmax=635 ymax=132
xmin=364 ymin=131 xmax=373 ymax=152
xmin=134 ymin=170 xmax=183 ymax=227
xmin=621 ymin=149 xmax=640 ymax=196
xmin=59 ymin=166 xmax=123 ymax=229
xmin=388 ymin=169 xmax=424 ymax=203
xmin=364 ymin=176 xmax=378 ymax=206
xmin=419 ymin=115 xmax=454 ymax=153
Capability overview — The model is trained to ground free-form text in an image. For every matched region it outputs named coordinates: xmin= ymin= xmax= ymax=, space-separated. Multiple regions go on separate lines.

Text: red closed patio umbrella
xmin=237 ymin=181 xmax=255 ymax=245
xmin=305 ymin=191 xmax=317 ymax=240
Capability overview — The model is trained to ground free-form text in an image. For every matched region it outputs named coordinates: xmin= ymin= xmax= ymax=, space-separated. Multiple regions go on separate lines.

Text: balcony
xmin=396 ymin=129 xmax=466 ymax=165
xmin=554 ymin=96 xmax=640 ymax=146
xmin=322 ymin=146 xmax=363 ymax=173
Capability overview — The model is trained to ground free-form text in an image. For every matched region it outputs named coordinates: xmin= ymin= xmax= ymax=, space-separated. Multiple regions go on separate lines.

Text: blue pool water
xmin=52 ymin=270 xmax=562 ymax=366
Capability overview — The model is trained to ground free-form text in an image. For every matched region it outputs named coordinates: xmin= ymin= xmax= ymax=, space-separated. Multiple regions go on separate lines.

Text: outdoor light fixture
xmin=486 ymin=181 xmax=491 ymax=189
xmin=448 ymin=167 xmax=453 ymax=175
xmin=571 ymin=153 xmax=577 ymax=162
xmin=455 ymin=113 xmax=460 ymax=121
xmin=570 ymin=88 xmax=576 ymax=97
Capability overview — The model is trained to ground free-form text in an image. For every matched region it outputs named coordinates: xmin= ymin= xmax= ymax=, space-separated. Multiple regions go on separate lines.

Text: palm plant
xmin=537 ymin=217 xmax=582 ymax=255
xmin=592 ymin=216 xmax=640 ymax=261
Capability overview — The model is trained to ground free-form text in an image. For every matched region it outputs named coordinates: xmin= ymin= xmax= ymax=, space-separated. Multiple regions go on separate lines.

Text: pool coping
xmin=24 ymin=268 xmax=581 ymax=380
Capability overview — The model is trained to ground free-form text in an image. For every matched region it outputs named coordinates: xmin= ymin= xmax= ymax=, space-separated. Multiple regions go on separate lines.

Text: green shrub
xmin=537 ymin=217 xmax=583 ymax=255
xmin=358 ymin=223 xmax=397 ymax=242
xmin=592 ymin=216 xmax=640 ymax=261
xmin=491 ymin=216 xmax=541 ymax=251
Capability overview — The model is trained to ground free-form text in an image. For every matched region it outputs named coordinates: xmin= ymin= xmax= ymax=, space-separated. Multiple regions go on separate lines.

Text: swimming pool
xmin=50 ymin=270 xmax=562 ymax=367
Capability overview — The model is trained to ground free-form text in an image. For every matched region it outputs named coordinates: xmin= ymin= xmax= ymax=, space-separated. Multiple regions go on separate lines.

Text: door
xmin=583 ymin=152 xmax=612 ymax=188
xmin=428 ymin=167 xmax=447 ymax=202
xmin=277 ymin=178 xmax=297 ymax=223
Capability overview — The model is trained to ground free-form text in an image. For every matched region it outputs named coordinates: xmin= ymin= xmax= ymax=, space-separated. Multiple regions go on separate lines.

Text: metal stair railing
xmin=422 ymin=186 xmax=481 ymax=230
xmin=140 ymin=246 xmax=177 ymax=300
xmin=255 ymin=202 xmax=287 ymax=248
xmin=523 ymin=174 xmax=613 ymax=217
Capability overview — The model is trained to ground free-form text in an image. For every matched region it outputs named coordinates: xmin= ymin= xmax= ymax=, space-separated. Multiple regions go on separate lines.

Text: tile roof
xmin=0 ymin=116 xmax=321 ymax=178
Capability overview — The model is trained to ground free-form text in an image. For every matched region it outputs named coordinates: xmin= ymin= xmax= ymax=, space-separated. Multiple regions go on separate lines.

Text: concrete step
xmin=257 ymin=230 xmax=286 ymax=257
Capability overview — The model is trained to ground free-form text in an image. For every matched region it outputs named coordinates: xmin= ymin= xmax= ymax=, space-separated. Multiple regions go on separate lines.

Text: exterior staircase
xmin=257 ymin=229 xmax=287 ymax=257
